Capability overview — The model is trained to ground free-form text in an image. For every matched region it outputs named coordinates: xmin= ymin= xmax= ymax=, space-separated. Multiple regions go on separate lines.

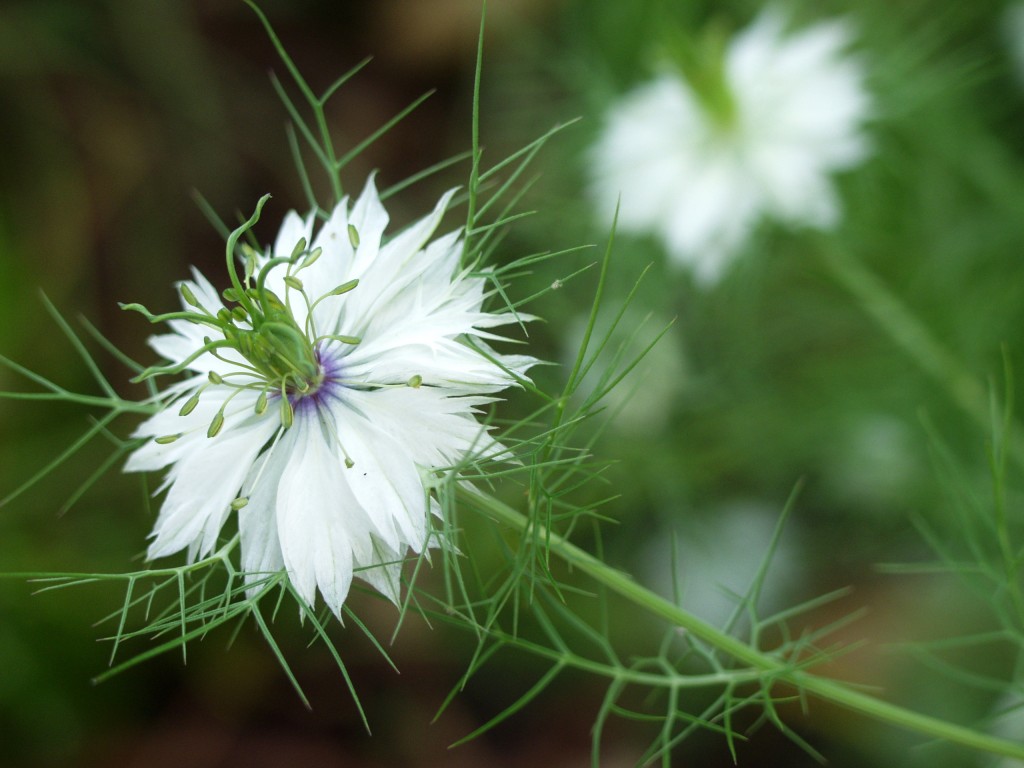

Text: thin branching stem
xmin=462 ymin=486 xmax=1024 ymax=759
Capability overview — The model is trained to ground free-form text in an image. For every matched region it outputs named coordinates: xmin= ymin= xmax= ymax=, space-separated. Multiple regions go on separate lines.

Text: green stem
xmin=0 ymin=392 xmax=159 ymax=414
xmin=465 ymin=488 xmax=1024 ymax=759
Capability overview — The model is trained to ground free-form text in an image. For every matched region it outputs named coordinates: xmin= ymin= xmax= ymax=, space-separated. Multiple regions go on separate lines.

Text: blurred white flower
xmin=826 ymin=414 xmax=921 ymax=513
xmin=125 ymin=177 xmax=535 ymax=616
xmin=589 ymin=10 xmax=871 ymax=284
xmin=641 ymin=501 xmax=804 ymax=629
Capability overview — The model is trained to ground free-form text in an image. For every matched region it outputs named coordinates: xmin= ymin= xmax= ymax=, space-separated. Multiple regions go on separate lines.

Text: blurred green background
xmin=3 ymin=0 xmax=1024 ymax=765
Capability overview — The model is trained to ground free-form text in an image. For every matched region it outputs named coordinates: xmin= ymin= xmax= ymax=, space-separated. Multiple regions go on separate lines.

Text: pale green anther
xmin=280 ymin=397 xmax=294 ymax=429
xmin=301 ymin=247 xmax=322 ymax=268
xmin=255 ymin=390 xmax=268 ymax=415
xmin=284 ymin=275 xmax=304 ymax=291
xmin=179 ymin=392 xmax=201 ymax=416
xmin=209 ymin=371 xmax=224 ymax=386
xmin=230 ymin=497 xmax=249 ymax=510
xmin=290 ymin=237 xmax=307 ymax=260
xmin=207 ymin=409 xmax=225 ymax=438
xmin=231 ymin=306 xmax=247 ymax=322
xmin=262 ymin=289 xmax=287 ymax=313
xmin=408 ymin=374 xmax=423 ymax=388
xmin=329 ymin=279 xmax=359 ymax=297
xmin=155 ymin=433 xmax=182 ymax=444
xmin=217 ymin=308 xmax=233 ymax=324
xmin=238 ymin=244 xmax=259 ymax=284
xmin=334 ymin=334 xmax=361 ymax=345
xmin=345 ymin=457 xmax=355 ymax=469
xmin=347 ymin=224 xmax=360 ymax=248
xmin=180 ymin=283 xmax=200 ymax=308
xmin=244 ymin=252 xmax=257 ymax=282
xmin=223 ymin=287 xmax=242 ymax=303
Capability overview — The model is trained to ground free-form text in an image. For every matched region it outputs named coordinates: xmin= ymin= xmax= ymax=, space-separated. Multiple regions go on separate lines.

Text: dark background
xmin=3 ymin=1 xmax=1024 ymax=765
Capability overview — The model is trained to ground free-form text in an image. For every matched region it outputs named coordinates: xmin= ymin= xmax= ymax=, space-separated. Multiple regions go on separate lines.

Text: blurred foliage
xmin=3 ymin=0 xmax=1024 ymax=766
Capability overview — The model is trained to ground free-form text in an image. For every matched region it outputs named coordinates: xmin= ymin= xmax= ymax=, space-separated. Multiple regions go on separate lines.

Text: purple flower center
xmin=289 ymin=344 xmax=344 ymax=414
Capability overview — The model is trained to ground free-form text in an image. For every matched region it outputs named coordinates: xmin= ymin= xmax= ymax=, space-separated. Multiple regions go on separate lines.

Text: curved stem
xmin=464 ymin=488 xmax=1024 ymax=760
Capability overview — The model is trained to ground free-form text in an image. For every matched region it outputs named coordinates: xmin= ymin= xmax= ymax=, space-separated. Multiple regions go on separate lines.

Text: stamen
xmin=328 ymin=279 xmax=359 ymax=297
xmin=207 ymin=408 xmax=225 ymax=438
xmin=239 ymin=244 xmax=260 ymax=285
xmin=155 ymin=433 xmax=182 ymax=444
xmin=223 ymin=287 xmax=243 ymax=304
xmin=319 ymin=334 xmax=361 ymax=346
xmin=408 ymin=374 xmax=423 ymax=388
xmin=180 ymin=283 xmax=200 ymax=308
xmin=301 ymin=247 xmax=322 ymax=269
xmin=290 ymin=237 xmax=307 ymax=260
xmin=280 ymin=391 xmax=294 ymax=429
xmin=230 ymin=497 xmax=249 ymax=510
xmin=320 ymin=405 xmax=356 ymax=470
xmin=347 ymin=224 xmax=360 ymax=248
xmin=178 ymin=391 xmax=202 ymax=416
xmin=255 ymin=389 xmax=269 ymax=415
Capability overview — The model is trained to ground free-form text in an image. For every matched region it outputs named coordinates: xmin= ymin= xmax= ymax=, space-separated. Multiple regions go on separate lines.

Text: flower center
xmin=125 ymin=196 xmax=363 ymax=437
xmin=227 ymin=289 xmax=323 ymax=396
xmin=667 ymin=21 xmax=738 ymax=130
xmin=211 ymin=247 xmax=359 ymax=428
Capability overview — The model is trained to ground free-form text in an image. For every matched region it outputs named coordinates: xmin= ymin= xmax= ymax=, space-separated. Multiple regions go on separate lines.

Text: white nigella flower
xmin=124 ymin=177 xmax=535 ymax=616
xmin=589 ymin=9 xmax=871 ymax=284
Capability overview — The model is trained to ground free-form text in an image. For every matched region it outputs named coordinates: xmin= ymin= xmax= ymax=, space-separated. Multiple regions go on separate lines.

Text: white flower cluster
xmin=126 ymin=178 xmax=535 ymax=616
xmin=589 ymin=10 xmax=871 ymax=284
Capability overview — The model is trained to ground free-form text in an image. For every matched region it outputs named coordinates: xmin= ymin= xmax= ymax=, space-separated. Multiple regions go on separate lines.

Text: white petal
xmin=343 ymin=387 xmax=502 ymax=469
xmin=347 ymin=174 xmax=391 ymax=278
xmin=237 ymin=431 xmax=294 ymax=596
xmin=147 ymin=410 xmax=280 ymax=560
xmin=352 ymin=537 xmax=405 ymax=605
xmin=379 ymin=187 xmax=457 ymax=266
xmin=273 ymin=210 xmax=313 ymax=259
xmin=325 ymin=402 xmax=429 ymax=549
xmin=275 ymin=412 xmax=368 ymax=617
